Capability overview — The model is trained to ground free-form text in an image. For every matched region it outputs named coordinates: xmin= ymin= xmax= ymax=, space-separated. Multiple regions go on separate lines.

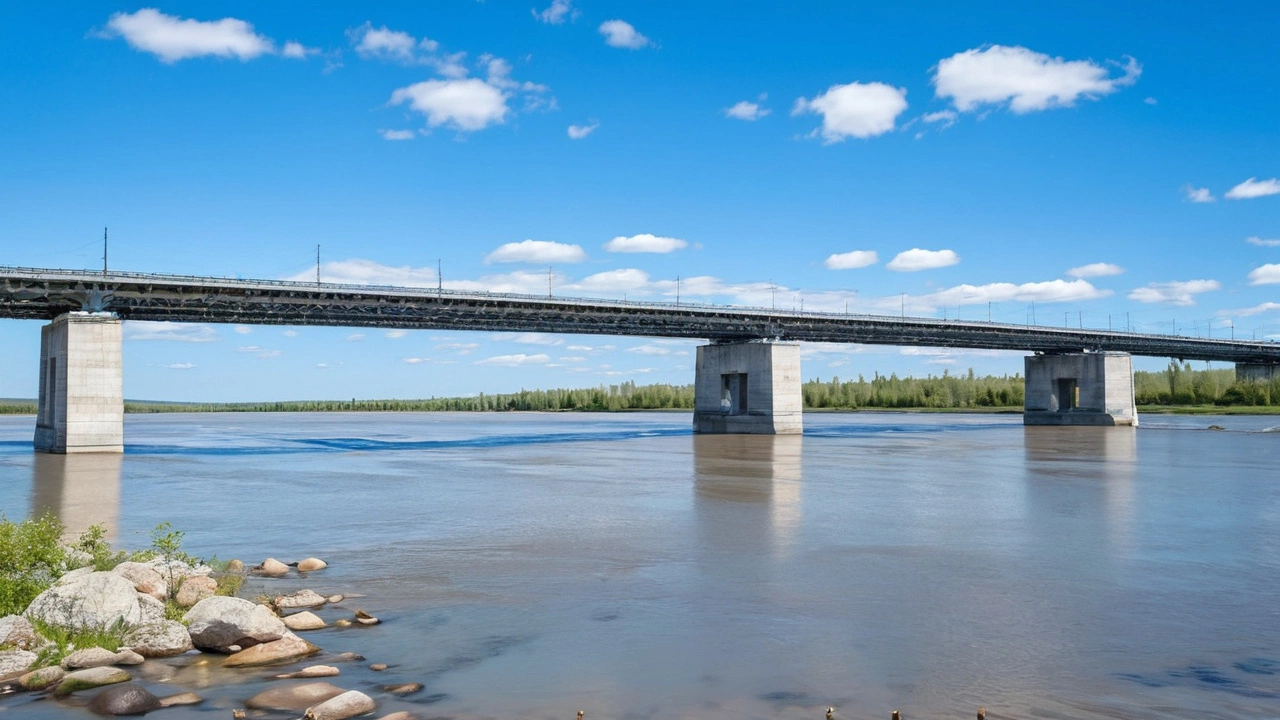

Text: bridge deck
xmin=3 ymin=267 xmax=1278 ymax=363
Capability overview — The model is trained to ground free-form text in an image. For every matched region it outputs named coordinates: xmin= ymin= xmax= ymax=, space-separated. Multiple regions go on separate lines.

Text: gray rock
xmin=381 ymin=682 xmax=423 ymax=695
xmin=140 ymin=557 xmax=212 ymax=584
xmin=56 ymin=566 xmax=95 ymax=585
xmin=137 ymin=593 xmax=165 ymax=625
xmin=326 ymin=594 xmax=344 ymax=604
xmin=54 ymin=666 xmax=130 ymax=696
xmin=184 ymin=596 xmax=285 ymax=652
xmin=18 ymin=665 xmax=65 ymax=690
xmin=284 ymin=611 xmax=327 ymax=631
xmin=0 ymin=615 xmax=41 ymax=650
xmin=245 ymin=681 xmax=345 ymax=711
xmin=305 ymin=689 xmax=376 ymax=720
xmin=88 ymin=683 xmax=162 ymax=715
xmin=114 ymin=649 xmax=145 ymax=665
xmin=24 ymin=571 xmax=145 ymax=630
xmin=112 ymin=562 xmax=168 ymax=601
xmin=123 ymin=621 xmax=194 ymax=658
xmin=0 ymin=650 xmax=37 ymax=676
xmin=175 ymin=576 xmax=217 ymax=608
xmin=276 ymin=589 xmax=327 ymax=609
xmin=61 ymin=646 xmax=121 ymax=669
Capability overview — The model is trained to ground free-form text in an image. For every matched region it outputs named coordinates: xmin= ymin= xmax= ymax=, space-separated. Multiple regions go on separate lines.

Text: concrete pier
xmin=693 ymin=341 xmax=802 ymax=434
xmin=1236 ymin=363 xmax=1280 ymax=382
xmin=34 ymin=312 xmax=124 ymax=453
xmin=1024 ymin=351 xmax=1137 ymax=427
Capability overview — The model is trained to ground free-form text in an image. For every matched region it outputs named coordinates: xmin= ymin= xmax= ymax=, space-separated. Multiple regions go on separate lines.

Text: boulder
xmin=245 ymin=681 xmax=345 ymax=711
xmin=277 ymin=589 xmax=327 ymax=609
xmin=158 ymin=691 xmax=203 ymax=708
xmin=297 ymin=558 xmax=328 ymax=572
xmin=24 ymin=571 xmax=145 ymax=630
xmin=54 ymin=666 xmax=130 ymax=696
xmin=222 ymin=631 xmax=319 ymax=668
xmin=305 ymin=690 xmax=376 ymax=720
xmin=61 ymin=646 xmax=120 ymax=669
xmin=284 ymin=611 xmax=327 ymax=631
xmin=326 ymin=595 xmax=344 ymax=604
xmin=275 ymin=665 xmax=339 ymax=679
xmin=184 ymin=597 xmax=285 ymax=652
xmin=137 ymin=593 xmax=165 ymax=625
xmin=88 ymin=683 xmax=162 ymax=716
xmin=0 ymin=650 xmax=37 ymax=676
xmin=0 ymin=615 xmax=41 ymax=650
xmin=114 ymin=650 xmax=145 ymax=665
xmin=123 ymin=621 xmax=193 ymax=658
xmin=257 ymin=558 xmax=289 ymax=577
xmin=18 ymin=665 xmax=65 ymax=691
xmin=141 ymin=557 xmax=212 ymax=584
xmin=112 ymin=562 xmax=168 ymax=601
xmin=176 ymin=576 xmax=217 ymax=608
xmin=225 ymin=559 xmax=244 ymax=573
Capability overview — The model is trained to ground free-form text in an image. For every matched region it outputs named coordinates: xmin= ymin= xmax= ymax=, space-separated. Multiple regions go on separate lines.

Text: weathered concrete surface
xmin=34 ymin=312 xmax=123 ymax=453
xmin=1024 ymin=352 xmax=1137 ymax=427
xmin=693 ymin=341 xmax=802 ymax=435
xmin=1236 ymin=362 xmax=1280 ymax=382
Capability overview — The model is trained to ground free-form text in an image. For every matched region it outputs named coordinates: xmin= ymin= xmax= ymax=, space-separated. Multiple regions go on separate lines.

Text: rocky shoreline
xmin=0 ymin=555 xmax=415 ymax=719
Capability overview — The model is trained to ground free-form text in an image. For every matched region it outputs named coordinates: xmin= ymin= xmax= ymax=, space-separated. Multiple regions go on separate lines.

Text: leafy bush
xmin=30 ymin=617 xmax=127 ymax=667
xmin=0 ymin=513 xmax=70 ymax=616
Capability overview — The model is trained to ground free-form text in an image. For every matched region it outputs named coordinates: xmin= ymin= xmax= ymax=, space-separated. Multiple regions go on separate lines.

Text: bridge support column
xmin=1024 ymin=351 xmax=1137 ymax=427
xmin=1236 ymin=363 xmax=1280 ymax=382
xmin=693 ymin=341 xmax=802 ymax=435
xmin=34 ymin=312 xmax=124 ymax=453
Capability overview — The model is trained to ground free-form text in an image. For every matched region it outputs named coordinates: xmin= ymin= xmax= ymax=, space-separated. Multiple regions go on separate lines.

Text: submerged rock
xmin=124 ymin=621 xmax=194 ymax=658
xmin=275 ymin=665 xmax=340 ymax=679
xmin=381 ymin=682 xmax=423 ymax=696
xmin=222 ymin=631 xmax=319 ymax=668
xmin=256 ymin=558 xmax=289 ymax=577
xmin=304 ymin=689 xmax=376 ymax=720
xmin=54 ymin=666 xmax=131 ymax=696
xmin=19 ymin=665 xmax=65 ymax=690
xmin=297 ymin=558 xmax=328 ymax=572
xmin=276 ymin=589 xmax=327 ymax=609
xmin=25 ymin=572 xmax=146 ymax=630
xmin=157 ymin=691 xmax=203 ymax=708
xmin=185 ymin=597 xmax=285 ymax=652
xmin=245 ymin=681 xmax=345 ymax=711
xmin=87 ymin=683 xmax=162 ymax=716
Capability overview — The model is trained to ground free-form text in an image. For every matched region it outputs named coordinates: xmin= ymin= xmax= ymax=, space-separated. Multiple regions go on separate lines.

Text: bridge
xmin=4 ymin=266 xmax=1279 ymax=451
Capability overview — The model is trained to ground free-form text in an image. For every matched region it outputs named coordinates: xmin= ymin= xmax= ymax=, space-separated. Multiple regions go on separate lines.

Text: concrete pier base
xmin=1236 ymin=363 xmax=1280 ymax=382
xmin=34 ymin=312 xmax=124 ymax=453
xmin=693 ymin=341 xmax=802 ymax=435
xmin=1024 ymin=351 xmax=1137 ymax=427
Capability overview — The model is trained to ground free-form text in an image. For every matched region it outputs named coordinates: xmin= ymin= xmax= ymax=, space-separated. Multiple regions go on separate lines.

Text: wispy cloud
xmin=1128 ymin=279 xmax=1221 ymax=306
xmin=485 ymin=240 xmax=586 ymax=264
xmin=1246 ymin=236 xmax=1280 ymax=247
xmin=1066 ymin=262 xmax=1124 ymax=278
xmin=474 ymin=353 xmax=551 ymax=367
xmin=725 ymin=96 xmax=770 ymax=121
xmin=1226 ymin=177 xmax=1280 ymax=200
xmin=124 ymin=322 xmax=218 ymax=343
xmin=933 ymin=45 xmax=1140 ymax=113
xmin=164 ymin=362 xmax=196 ymax=370
xmin=1183 ymin=185 xmax=1215 ymax=203
xmin=283 ymin=259 xmax=437 ymax=287
xmin=534 ymin=0 xmax=577 ymax=24
xmin=567 ymin=122 xmax=599 ymax=139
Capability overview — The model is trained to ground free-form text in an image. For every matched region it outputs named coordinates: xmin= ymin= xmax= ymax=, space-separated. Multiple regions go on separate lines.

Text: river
xmin=1 ymin=411 xmax=1279 ymax=719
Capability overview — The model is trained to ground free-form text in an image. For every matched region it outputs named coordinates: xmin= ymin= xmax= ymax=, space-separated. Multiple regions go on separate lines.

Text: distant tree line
xmin=2 ymin=364 xmax=1277 ymax=415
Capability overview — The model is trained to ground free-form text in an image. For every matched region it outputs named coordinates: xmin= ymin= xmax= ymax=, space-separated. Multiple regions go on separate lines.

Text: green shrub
xmin=0 ymin=513 xmax=70 ymax=616
xmin=72 ymin=524 xmax=129 ymax=571
xmin=30 ymin=618 xmax=127 ymax=668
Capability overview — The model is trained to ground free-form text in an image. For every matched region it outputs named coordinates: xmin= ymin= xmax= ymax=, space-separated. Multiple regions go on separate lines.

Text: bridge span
xmin=4 ymin=266 xmax=1279 ymax=452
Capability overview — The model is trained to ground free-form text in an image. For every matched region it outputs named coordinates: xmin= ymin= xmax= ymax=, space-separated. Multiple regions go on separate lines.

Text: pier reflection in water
xmin=694 ymin=433 xmax=803 ymax=555
xmin=30 ymin=452 xmax=121 ymax=541
xmin=1023 ymin=426 xmax=1138 ymax=550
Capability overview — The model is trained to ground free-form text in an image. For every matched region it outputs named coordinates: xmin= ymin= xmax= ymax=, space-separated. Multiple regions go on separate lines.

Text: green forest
xmin=2 ymin=363 xmax=1278 ymax=415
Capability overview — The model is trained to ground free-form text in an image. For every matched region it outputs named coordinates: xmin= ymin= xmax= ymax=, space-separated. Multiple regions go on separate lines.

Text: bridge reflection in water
xmin=694 ymin=434 xmax=804 ymax=557
xmin=30 ymin=452 xmax=121 ymax=541
xmin=1023 ymin=425 xmax=1138 ymax=553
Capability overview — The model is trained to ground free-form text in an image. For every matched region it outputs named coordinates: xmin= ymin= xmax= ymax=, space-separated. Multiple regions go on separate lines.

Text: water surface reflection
xmin=30 ymin=452 xmax=121 ymax=540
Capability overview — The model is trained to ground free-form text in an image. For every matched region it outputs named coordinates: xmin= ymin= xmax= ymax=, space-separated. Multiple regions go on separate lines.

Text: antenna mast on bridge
xmin=102 ymin=227 xmax=108 ymax=276
xmin=316 ymin=245 xmax=321 ymax=287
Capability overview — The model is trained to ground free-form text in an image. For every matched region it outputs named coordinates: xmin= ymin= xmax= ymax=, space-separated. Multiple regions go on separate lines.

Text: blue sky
xmin=1 ymin=1 xmax=1278 ymax=401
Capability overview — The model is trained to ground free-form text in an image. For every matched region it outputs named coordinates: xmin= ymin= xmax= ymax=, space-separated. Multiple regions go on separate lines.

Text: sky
xmin=0 ymin=1 xmax=1278 ymax=401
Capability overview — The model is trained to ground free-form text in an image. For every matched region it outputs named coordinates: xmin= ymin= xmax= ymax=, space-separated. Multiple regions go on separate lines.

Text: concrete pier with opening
xmin=1024 ymin=351 xmax=1137 ymax=427
xmin=34 ymin=312 xmax=124 ymax=453
xmin=1236 ymin=363 xmax=1280 ymax=382
xmin=693 ymin=341 xmax=802 ymax=435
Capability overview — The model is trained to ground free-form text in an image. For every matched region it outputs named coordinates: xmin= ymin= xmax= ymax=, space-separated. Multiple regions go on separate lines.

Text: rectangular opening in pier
xmin=45 ymin=358 xmax=57 ymax=425
xmin=1057 ymin=378 xmax=1078 ymax=411
xmin=721 ymin=373 xmax=748 ymax=414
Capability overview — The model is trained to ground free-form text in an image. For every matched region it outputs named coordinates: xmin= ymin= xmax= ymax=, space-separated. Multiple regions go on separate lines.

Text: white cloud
xmin=436 ymin=341 xmax=479 ymax=352
xmin=443 ymin=269 xmax=559 ymax=295
xmin=1249 ymin=264 xmax=1280 ymax=285
xmin=1128 ymin=279 xmax=1221 ymax=306
xmin=485 ymin=240 xmax=586 ymax=264
xmin=603 ymin=234 xmax=688 ymax=254
xmin=1144 ymin=97 xmax=1158 ymax=105
xmin=233 ymin=325 xmax=252 ymax=334
xmin=569 ymin=269 xmax=652 ymax=293
xmin=567 ymin=122 xmax=599 ymax=139
xmin=921 ymin=279 xmax=1109 ymax=309
xmin=475 ymin=353 xmax=551 ymax=367
xmin=1246 ymin=236 xmax=1280 ymax=247
xmin=164 ymin=363 xmax=196 ymax=370
xmin=933 ymin=45 xmax=1141 ymax=113
xmin=284 ymin=259 xmax=437 ymax=287
xmin=1183 ymin=185 xmax=1215 ymax=203
xmin=385 ymin=329 xmax=409 ymax=339
xmin=350 ymin=24 xmax=424 ymax=62
xmin=559 ymin=356 xmax=586 ymax=362
xmin=921 ymin=110 xmax=958 ymax=128
xmin=102 ymin=9 xmax=275 ymax=63
xmin=346 ymin=333 xmax=365 ymax=342
xmin=1229 ymin=302 xmax=1280 ymax=317
xmin=390 ymin=79 xmax=509 ymax=132
xmin=793 ymin=82 xmax=908 ymax=142
xmin=236 ymin=345 xmax=281 ymax=359
xmin=281 ymin=41 xmax=317 ymax=59
xmin=887 ymin=248 xmax=960 ymax=272
xmin=1225 ymin=178 xmax=1280 ymax=200
xmin=599 ymin=20 xmax=651 ymax=49
xmin=503 ymin=332 xmax=564 ymax=346
xmin=824 ymin=250 xmax=879 ymax=270
xmin=124 ymin=322 xmax=218 ymax=343
xmin=534 ymin=0 xmax=577 ymax=24
xmin=380 ymin=129 xmax=416 ymax=141
xmin=403 ymin=357 xmax=427 ymax=364
xmin=282 ymin=330 xmax=299 ymax=337
xmin=1066 ymin=262 xmax=1124 ymax=278
xmin=725 ymin=100 xmax=770 ymax=121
